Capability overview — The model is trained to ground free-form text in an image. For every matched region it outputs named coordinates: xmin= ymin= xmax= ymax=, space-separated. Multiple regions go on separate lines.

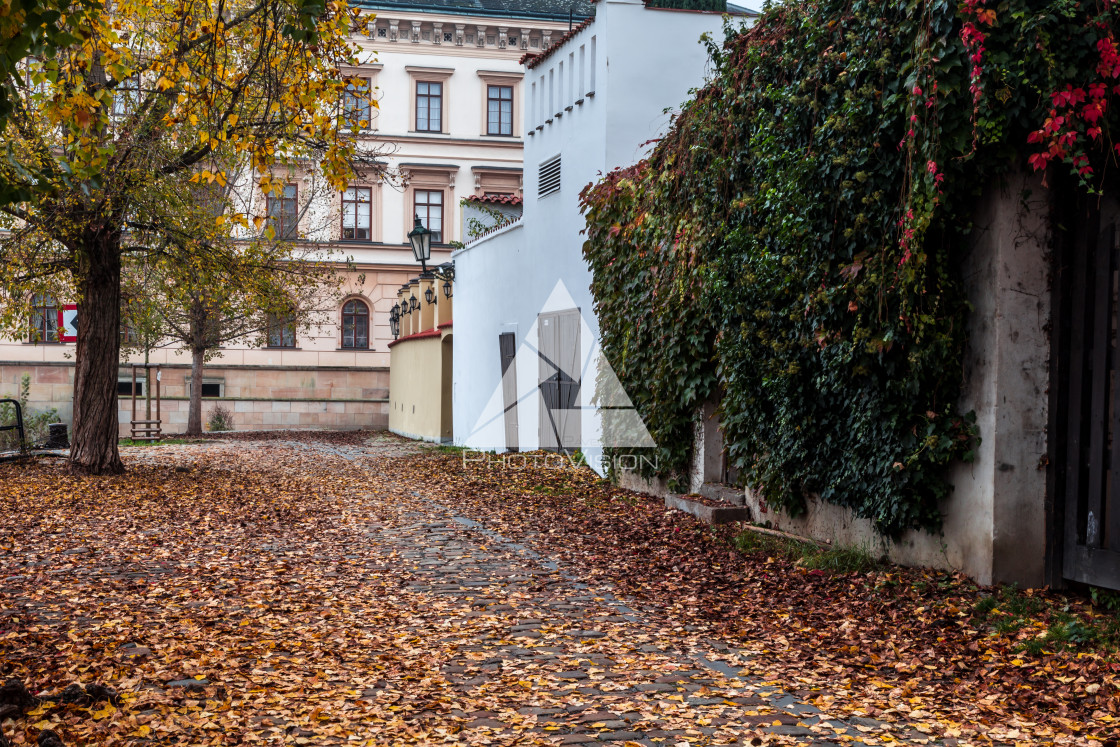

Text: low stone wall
xmin=0 ymin=362 xmax=389 ymax=437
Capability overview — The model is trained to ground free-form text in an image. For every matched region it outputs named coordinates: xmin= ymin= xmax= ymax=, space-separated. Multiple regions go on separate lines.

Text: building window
xmin=118 ymin=379 xmax=144 ymax=397
xmin=342 ymin=186 xmax=372 ymax=240
xmin=416 ymin=81 xmax=443 ymax=132
xmin=341 ymin=77 xmax=371 ymax=129
xmin=266 ymin=184 xmax=298 ymax=240
xmin=487 ymin=85 xmax=513 ymax=136
xmin=184 ymin=378 xmax=223 ymax=398
xmin=341 ymin=299 xmax=369 ymax=349
xmin=266 ymin=312 xmax=296 ymax=348
xmin=111 ymin=75 xmax=140 ymax=118
xmin=120 ymin=320 xmax=137 ymax=346
xmin=29 ymin=294 xmax=57 ymax=343
xmin=414 ymin=190 xmax=443 ymax=243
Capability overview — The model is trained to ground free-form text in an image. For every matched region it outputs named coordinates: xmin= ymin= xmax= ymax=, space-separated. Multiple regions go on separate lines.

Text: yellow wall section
xmin=388 ymin=328 xmax=452 ymax=442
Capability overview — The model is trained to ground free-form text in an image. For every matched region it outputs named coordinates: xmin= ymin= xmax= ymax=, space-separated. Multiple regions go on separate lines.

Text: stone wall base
xmin=0 ymin=363 xmax=389 ymax=437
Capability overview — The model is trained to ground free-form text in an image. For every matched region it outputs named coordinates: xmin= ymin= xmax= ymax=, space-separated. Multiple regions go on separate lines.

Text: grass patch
xmin=118 ymin=438 xmax=205 ymax=447
xmin=969 ymin=584 xmax=1120 ymax=654
xmin=732 ymin=528 xmax=879 ymax=574
xmin=430 ymin=443 xmax=469 ymax=454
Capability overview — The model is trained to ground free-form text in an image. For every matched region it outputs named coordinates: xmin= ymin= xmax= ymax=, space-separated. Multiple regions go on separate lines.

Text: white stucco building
xmin=451 ymin=0 xmax=748 ymax=467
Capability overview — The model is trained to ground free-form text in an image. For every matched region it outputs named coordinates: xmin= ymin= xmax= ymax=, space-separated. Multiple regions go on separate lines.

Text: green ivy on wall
xmin=581 ymin=0 xmax=1120 ymax=535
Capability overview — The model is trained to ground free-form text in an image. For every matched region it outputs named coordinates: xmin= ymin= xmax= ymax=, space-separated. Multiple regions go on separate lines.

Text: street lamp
xmin=407 ymin=214 xmax=433 ymax=274
xmin=409 ymin=294 xmax=419 ymax=313
xmin=424 ymin=286 xmax=435 ymax=305
xmin=442 ymin=278 xmax=452 ymax=299
xmin=389 ymin=308 xmax=400 ymax=338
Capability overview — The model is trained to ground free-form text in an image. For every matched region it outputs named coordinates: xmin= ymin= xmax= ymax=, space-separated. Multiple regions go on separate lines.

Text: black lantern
xmin=389 ymin=312 xmax=400 ymax=338
xmin=409 ymin=294 xmax=419 ymax=312
xmin=424 ymin=286 xmax=435 ymax=305
xmin=407 ymin=214 xmax=433 ymax=273
xmin=442 ymin=279 xmax=452 ymax=299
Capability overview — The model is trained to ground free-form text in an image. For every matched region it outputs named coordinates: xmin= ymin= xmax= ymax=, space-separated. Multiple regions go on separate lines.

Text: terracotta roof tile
xmin=465 ymin=193 xmax=524 ymax=205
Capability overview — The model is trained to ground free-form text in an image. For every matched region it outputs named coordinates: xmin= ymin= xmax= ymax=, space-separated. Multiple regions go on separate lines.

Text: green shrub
xmin=207 ymin=404 xmax=235 ymax=432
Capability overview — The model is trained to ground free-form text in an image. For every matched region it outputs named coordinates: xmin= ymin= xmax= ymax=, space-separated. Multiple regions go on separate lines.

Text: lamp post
xmin=407 ymin=214 xmax=433 ymax=275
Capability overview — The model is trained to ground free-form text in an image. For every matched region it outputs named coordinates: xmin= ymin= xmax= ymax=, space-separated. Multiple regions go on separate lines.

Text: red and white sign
xmin=58 ymin=305 xmax=78 ymax=343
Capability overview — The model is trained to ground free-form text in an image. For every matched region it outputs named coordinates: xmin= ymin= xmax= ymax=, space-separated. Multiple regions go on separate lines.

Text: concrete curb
xmin=665 ymin=494 xmax=752 ymax=525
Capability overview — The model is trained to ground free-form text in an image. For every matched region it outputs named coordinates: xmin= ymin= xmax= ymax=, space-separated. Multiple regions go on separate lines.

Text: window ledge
xmin=265 ymin=347 xmax=302 ymax=351
xmin=336 ymin=348 xmax=376 ymax=352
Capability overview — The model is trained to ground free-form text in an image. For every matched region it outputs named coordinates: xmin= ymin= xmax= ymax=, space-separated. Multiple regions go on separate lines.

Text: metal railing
xmin=0 ymin=398 xmax=27 ymax=455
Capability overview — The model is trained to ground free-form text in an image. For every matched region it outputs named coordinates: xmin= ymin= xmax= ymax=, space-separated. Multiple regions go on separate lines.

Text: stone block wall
xmin=0 ymin=362 xmax=389 ymax=437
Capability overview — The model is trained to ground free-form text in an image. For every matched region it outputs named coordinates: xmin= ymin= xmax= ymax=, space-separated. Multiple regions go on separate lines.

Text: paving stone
xmin=767 ymin=725 xmax=815 ymax=737
xmin=596 ymin=731 xmax=644 ymax=741
xmin=166 ymin=679 xmax=209 ymax=689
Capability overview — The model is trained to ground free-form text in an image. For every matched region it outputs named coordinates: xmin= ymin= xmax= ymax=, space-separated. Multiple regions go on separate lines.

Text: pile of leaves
xmin=580 ymin=0 xmax=1120 ymax=533
xmin=383 ymin=450 xmax=1120 ymax=741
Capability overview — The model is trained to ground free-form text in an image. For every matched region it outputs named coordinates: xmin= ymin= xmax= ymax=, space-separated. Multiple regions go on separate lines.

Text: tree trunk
xmin=186 ymin=348 xmax=204 ymax=435
xmin=70 ymin=230 xmax=124 ymax=474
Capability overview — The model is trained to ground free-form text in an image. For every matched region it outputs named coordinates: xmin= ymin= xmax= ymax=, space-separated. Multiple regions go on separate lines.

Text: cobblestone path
xmin=268 ymin=436 xmax=964 ymax=746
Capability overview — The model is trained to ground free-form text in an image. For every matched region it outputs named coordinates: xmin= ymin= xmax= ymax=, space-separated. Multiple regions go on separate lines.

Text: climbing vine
xmin=581 ymin=0 xmax=1120 ymax=534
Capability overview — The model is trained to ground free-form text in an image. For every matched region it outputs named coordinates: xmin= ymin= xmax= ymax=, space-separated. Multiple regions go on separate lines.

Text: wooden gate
xmin=538 ymin=310 xmax=581 ymax=453
xmin=1057 ymin=221 xmax=1120 ymax=589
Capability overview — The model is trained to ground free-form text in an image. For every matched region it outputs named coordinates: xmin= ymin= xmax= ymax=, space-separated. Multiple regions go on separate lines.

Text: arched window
xmin=29 ymin=293 xmax=57 ymax=343
xmin=341 ymin=299 xmax=369 ymax=349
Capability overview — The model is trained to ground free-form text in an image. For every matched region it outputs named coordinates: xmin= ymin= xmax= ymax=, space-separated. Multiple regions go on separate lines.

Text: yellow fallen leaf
xmin=92 ymin=703 xmax=117 ymax=719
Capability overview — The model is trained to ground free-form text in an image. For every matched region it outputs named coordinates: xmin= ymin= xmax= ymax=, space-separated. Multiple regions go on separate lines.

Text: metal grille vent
xmin=538 ymin=156 xmax=561 ymax=198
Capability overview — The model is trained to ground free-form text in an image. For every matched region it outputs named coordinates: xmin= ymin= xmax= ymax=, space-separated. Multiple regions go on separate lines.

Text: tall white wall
xmin=452 ymin=0 xmax=730 ymax=464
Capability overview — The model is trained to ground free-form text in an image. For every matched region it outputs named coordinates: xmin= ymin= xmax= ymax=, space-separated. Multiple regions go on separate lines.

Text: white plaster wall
xmin=452 ymin=0 xmax=728 ymax=468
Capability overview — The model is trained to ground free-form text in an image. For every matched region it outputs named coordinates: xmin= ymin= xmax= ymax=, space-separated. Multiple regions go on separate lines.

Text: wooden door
xmin=499 ymin=332 xmax=519 ymax=452
xmin=538 ymin=310 xmax=581 ymax=453
xmin=1059 ymin=222 xmax=1120 ymax=589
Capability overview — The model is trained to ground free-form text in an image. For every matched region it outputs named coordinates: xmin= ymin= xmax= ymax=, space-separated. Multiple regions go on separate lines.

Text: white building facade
xmin=0 ymin=0 xmax=586 ymax=436
xmin=451 ymin=0 xmax=740 ymax=467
